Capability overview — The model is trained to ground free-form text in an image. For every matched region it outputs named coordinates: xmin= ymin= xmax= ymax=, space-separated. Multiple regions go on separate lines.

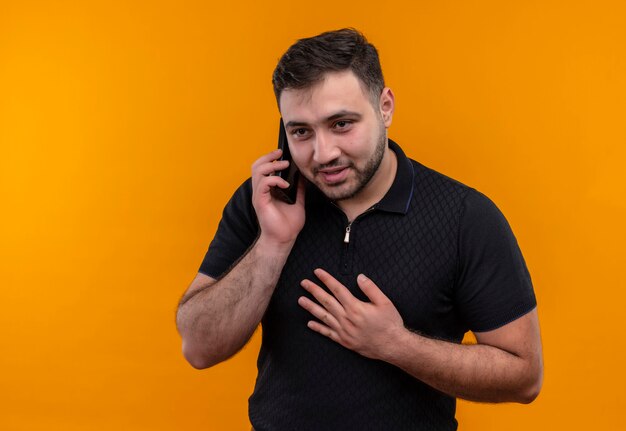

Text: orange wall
xmin=1 ymin=1 xmax=625 ymax=429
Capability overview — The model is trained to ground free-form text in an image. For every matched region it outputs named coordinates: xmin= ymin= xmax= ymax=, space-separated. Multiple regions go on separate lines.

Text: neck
xmin=337 ymin=145 xmax=398 ymax=221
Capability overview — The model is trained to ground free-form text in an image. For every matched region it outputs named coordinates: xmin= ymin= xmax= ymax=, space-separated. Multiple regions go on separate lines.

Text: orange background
xmin=1 ymin=1 xmax=625 ymax=429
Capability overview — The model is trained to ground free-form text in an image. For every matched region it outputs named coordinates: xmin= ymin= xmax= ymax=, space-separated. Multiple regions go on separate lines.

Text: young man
xmin=176 ymin=29 xmax=543 ymax=430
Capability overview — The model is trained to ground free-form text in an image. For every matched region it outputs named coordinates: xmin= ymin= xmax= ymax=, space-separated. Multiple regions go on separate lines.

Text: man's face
xmin=279 ymin=70 xmax=393 ymax=202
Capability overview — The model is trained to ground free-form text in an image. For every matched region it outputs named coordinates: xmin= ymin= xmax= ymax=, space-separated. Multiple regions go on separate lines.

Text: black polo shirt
xmin=199 ymin=139 xmax=536 ymax=431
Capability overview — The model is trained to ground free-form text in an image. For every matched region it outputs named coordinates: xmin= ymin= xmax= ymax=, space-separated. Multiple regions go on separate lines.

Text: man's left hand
xmin=298 ymin=268 xmax=405 ymax=360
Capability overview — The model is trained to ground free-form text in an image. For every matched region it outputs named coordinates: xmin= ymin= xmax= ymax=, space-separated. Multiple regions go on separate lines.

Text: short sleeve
xmin=455 ymin=189 xmax=536 ymax=332
xmin=198 ymin=178 xmax=260 ymax=279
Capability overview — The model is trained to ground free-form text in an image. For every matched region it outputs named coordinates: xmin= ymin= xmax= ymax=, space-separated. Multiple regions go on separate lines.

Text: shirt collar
xmin=375 ymin=139 xmax=414 ymax=214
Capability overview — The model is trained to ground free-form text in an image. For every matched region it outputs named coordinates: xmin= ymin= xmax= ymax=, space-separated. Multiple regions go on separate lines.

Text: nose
xmin=312 ymin=131 xmax=341 ymax=165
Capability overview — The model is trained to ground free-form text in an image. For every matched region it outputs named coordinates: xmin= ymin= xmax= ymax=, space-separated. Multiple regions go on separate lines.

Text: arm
xmin=388 ymin=307 xmax=543 ymax=403
xmin=176 ymin=149 xmax=305 ymax=369
xmin=298 ymin=269 xmax=543 ymax=403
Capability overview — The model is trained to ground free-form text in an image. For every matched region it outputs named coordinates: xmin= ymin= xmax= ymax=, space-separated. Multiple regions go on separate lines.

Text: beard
xmin=312 ymin=122 xmax=388 ymax=202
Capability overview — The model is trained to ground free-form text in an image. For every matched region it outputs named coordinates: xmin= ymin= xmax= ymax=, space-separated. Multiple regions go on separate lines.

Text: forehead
xmin=279 ymin=70 xmax=374 ymax=123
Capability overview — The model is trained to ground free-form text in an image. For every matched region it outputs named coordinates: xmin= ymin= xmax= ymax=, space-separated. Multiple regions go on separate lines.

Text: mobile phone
xmin=270 ymin=118 xmax=300 ymax=204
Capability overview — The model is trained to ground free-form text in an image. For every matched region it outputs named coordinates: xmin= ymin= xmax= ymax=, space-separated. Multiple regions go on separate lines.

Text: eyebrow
xmin=285 ymin=110 xmax=362 ymax=128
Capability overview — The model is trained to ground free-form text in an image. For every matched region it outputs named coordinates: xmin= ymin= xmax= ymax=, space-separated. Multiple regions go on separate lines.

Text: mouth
xmin=317 ymin=166 xmax=350 ymax=185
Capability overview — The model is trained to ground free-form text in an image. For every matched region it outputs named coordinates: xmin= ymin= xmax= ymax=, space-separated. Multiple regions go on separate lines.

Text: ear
xmin=379 ymin=87 xmax=395 ymax=128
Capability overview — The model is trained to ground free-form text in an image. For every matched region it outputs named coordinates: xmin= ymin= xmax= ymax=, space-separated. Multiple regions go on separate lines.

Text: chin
xmin=317 ymin=183 xmax=359 ymax=202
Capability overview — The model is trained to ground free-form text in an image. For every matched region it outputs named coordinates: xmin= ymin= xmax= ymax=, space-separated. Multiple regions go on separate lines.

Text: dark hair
xmin=272 ymin=28 xmax=385 ymax=107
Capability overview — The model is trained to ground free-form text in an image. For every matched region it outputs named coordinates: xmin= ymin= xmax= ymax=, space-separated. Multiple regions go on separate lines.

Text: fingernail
xmin=358 ymin=274 xmax=368 ymax=282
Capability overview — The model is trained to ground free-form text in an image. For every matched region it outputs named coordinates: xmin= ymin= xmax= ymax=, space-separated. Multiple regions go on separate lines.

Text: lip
xmin=318 ymin=166 xmax=349 ymax=184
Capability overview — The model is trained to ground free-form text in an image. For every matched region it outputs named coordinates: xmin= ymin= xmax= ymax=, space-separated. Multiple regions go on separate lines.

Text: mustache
xmin=313 ymin=159 xmax=354 ymax=174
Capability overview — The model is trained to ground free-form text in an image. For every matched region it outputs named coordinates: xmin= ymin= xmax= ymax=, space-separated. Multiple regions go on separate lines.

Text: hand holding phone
xmin=270 ymin=118 xmax=300 ymax=204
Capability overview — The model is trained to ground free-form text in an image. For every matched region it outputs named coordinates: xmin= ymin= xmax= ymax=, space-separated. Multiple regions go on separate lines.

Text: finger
xmin=254 ymin=159 xmax=290 ymax=177
xmin=313 ymin=268 xmax=357 ymax=308
xmin=356 ymin=274 xmax=390 ymax=305
xmin=298 ymin=296 xmax=340 ymax=329
xmin=251 ymin=149 xmax=283 ymax=170
xmin=255 ymin=176 xmax=291 ymax=197
xmin=300 ymin=279 xmax=345 ymax=318
xmin=306 ymin=320 xmax=341 ymax=343
xmin=261 ymin=175 xmax=291 ymax=189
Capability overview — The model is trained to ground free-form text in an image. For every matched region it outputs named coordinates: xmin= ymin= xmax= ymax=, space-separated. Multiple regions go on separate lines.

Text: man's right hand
xmin=178 ymin=149 xmax=306 ymax=369
xmin=251 ymin=149 xmax=306 ymax=247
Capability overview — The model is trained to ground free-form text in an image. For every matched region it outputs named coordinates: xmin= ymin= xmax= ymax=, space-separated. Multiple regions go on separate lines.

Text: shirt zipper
xmin=343 ymin=223 xmax=352 ymax=243
xmin=342 ymin=205 xmax=376 ymax=244
xmin=340 ymin=206 xmax=377 ymax=273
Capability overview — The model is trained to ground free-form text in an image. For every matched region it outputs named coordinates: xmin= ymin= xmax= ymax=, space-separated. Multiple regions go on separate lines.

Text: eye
xmin=333 ymin=120 xmax=352 ymax=131
xmin=291 ymin=128 xmax=310 ymax=139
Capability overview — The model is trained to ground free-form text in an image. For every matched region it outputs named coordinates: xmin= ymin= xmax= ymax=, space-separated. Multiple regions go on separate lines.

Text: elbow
xmin=518 ymin=383 xmax=541 ymax=404
xmin=177 ymin=315 xmax=222 ymax=369
xmin=517 ymin=366 xmax=543 ymax=404
xmin=182 ymin=339 xmax=220 ymax=370
xmin=183 ymin=352 xmax=212 ymax=370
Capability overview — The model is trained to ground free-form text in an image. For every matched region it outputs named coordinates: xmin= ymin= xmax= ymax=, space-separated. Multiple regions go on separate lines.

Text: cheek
xmin=342 ymin=133 xmax=373 ymax=159
xmin=289 ymin=145 xmax=311 ymax=168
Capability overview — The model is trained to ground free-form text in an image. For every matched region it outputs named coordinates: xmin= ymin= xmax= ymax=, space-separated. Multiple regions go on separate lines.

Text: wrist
xmin=380 ymin=326 xmax=421 ymax=364
xmin=255 ymin=233 xmax=296 ymax=256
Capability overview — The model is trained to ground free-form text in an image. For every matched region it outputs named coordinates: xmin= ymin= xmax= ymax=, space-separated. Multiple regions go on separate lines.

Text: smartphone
xmin=270 ymin=118 xmax=300 ymax=204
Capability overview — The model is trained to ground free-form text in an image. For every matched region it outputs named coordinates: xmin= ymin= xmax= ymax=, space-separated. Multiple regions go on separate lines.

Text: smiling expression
xmin=279 ymin=70 xmax=394 ymax=203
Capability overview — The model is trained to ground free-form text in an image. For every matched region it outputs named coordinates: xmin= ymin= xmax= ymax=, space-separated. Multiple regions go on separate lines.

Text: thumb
xmin=295 ymin=174 xmax=306 ymax=206
xmin=357 ymin=274 xmax=388 ymax=305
